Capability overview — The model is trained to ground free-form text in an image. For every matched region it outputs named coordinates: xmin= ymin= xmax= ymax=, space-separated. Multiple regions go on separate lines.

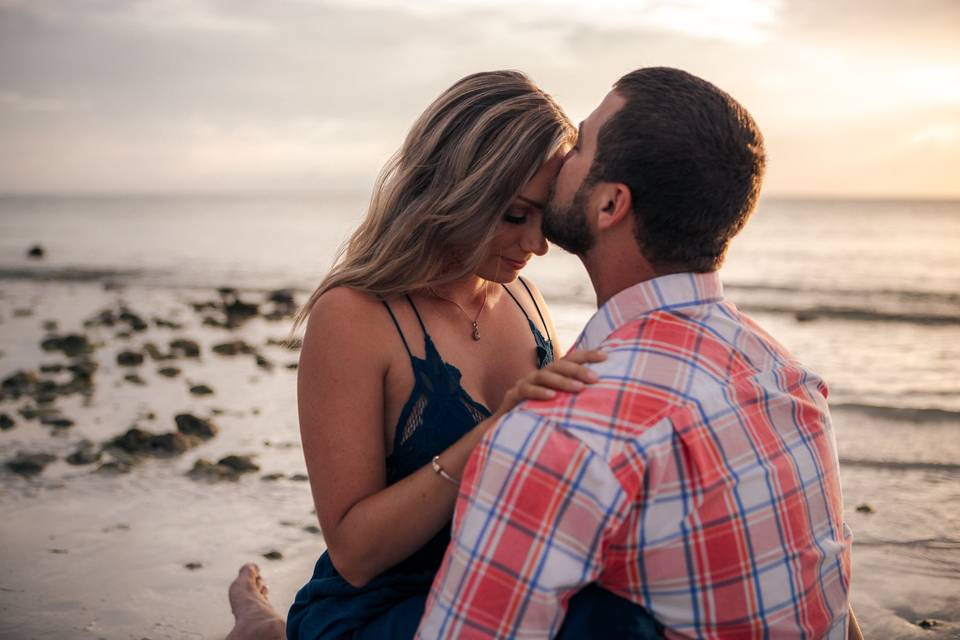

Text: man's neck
xmin=581 ymin=241 xmax=668 ymax=307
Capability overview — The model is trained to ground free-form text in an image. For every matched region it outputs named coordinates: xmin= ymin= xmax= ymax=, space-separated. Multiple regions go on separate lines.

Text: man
xmin=416 ymin=67 xmax=855 ymax=638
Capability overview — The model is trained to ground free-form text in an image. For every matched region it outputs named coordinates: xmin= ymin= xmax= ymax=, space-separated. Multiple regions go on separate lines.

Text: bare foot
xmin=226 ymin=563 xmax=286 ymax=640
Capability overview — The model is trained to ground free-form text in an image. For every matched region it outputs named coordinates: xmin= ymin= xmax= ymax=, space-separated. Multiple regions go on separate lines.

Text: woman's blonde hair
xmin=293 ymin=70 xmax=574 ymax=331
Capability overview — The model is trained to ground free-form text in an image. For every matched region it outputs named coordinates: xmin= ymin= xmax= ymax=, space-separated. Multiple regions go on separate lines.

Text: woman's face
xmin=475 ymin=152 xmax=564 ymax=283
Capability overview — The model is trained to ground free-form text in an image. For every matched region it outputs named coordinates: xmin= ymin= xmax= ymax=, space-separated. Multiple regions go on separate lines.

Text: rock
xmin=39 ymin=363 xmax=65 ymax=373
xmin=175 ymin=413 xmax=218 ymax=440
xmin=303 ymin=525 xmax=321 ymax=535
xmin=153 ymin=317 xmax=183 ymax=330
xmin=48 ymin=548 xmax=68 ymax=554
xmin=19 ymin=404 xmax=59 ymax=421
xmin=263 ymin=290 xmax=297 ymax=321
xmin=262 ymin=550 xmax=283 ymax=561
xmin=108 ymin=427 xmax=192 ymax=457
xmin=217 ymin=454 xmax=260 ymax=473
xmin=289 ymin=473 xmax=309 ymax=482
xmin=286 ymin=362 xmax=298 ymax=370
xmin=267 ymin=289 xmax=296 ymax=308
xmin=118 ymin=308 xmax=148 ymax=332
xmin=223 ymin=297 xmax=259 ymax=322
xmin=212 ymin=340 xmax=255 ymax=356
xmin=157 ymin=367 xmax=181 ymax=378
xmin=169 ymin=339 xmax=201 ymax=358
xmin=855 ymin=503 xmax=875 ymax=514
xmin=261 ymin=473 xmax=285 ymax=481
xmin=6 ymin=452 xmax=56 ymax=476
xmin=143 ymin=343 xmax=174 ymax=361
xmin=2 ymin=370 xmax=37 ymax=399
xmin=67 ymin=359 xmax=98 ymax=379
xmin=95 ymin=460 xmax=132 ymax=475
xmin=41 ymin=334 xmax=94 ymax=358
xmin=66 ymin=441 xmax=102 ymax=465
xmin=255 ymin=355 xmax=274 ymax=371
xmin=27 ymin=244 xmax=44 ymax=259
xmin=917 ymin=619 xmax=941 ymax=629
xmin=189 ymin=384 xmax=214 ymax=396
xmin=13 ymin=308 xmax=34 ymax=317
xmin=202 ymin=316 xmax=229 ymax=328
xmin=40 ymin=416 xmax=74 ymax=429
xmin=116 ymin=350 xmax=144 ymax=367
xmin=795 ymin=310 xmax=818 ymax=323
xmin=187 ymin=458 xmax=238 ymax=482
xmin=184 ymin=562 xmax=203 ymax=570
xmin=42 ymin=320 xmax=58 ymax=332
xmin=124 ymin=373 xmax=146 ymax=385
xmin=0 ymin=413 xmax=13 ymax=430
xmin=84 ymin=309 xmax=117 ymax=328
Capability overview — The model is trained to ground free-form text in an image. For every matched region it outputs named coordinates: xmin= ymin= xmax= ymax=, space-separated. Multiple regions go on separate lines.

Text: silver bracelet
xmin=431 ymin=455 xmax=460 ymax=487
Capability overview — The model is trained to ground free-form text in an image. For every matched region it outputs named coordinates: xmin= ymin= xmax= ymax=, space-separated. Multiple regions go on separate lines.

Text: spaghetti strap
xmin=518 ymin=277 xmax=550 ymax=336
xmin=500 ymin=282 xmax=525 ymax=312
xmin=381 ymin=300 xmax=413 ymax=358
xmin=404 ymin=294 xmax=429 ymax=336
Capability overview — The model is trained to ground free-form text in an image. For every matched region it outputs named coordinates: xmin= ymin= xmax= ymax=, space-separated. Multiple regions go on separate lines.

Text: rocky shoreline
xmin=2 ymin=285 xmax=303 ymax=483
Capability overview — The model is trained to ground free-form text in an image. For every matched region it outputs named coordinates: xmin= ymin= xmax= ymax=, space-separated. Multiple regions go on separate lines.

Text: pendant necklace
xmin=428 ymin=283 xmax=488 ymax=341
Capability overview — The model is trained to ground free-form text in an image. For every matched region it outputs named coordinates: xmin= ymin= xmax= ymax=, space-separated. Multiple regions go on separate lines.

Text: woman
xmin=225 ymin=71 xmax=614 ymax=640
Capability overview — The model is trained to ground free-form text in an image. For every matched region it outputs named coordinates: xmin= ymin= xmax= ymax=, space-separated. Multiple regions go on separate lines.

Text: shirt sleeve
xmin=416 ymin=409 xmax=630 ymax=639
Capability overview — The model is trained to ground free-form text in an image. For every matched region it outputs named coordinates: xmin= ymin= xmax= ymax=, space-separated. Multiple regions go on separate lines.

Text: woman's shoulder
xmin=302 ymin=287 xmax=392 ymax=353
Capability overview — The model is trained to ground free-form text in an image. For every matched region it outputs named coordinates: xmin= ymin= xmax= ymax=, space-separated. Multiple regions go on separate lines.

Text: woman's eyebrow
xmin=516 ymin=195 xmax=545 ymax=210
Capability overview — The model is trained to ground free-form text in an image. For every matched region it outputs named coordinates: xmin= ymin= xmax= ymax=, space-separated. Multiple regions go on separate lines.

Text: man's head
xmin=544 ymin=67 xmax=766 ymax=274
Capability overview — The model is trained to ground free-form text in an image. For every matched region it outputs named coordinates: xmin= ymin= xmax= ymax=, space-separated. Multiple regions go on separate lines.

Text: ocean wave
xmin=831 ymin=402 xmax=960 ymax=424
xmin=853 ymin=537 xmax=960 ymax=551
xmin=838 ymin=457 xmax=960 ymax=473
xmin=0 ymin=266 xmax=145 ymax=283
xmin=739 ymin=303 xmax=960 ymax=326
xmin=725 ymin=282 xmax=960 ymax=307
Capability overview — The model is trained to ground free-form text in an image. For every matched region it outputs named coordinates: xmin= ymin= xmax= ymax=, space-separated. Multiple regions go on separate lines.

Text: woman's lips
xmin=501 ymin=256 xmax=527 ymax=270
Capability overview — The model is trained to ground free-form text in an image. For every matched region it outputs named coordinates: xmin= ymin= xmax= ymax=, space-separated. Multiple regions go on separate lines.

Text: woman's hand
xmin=493 ymin=349 xmax=607 ymax=419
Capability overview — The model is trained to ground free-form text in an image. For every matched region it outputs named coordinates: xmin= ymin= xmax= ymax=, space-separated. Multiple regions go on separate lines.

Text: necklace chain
xmin=428 ymin=283 xmax=488 ymax=341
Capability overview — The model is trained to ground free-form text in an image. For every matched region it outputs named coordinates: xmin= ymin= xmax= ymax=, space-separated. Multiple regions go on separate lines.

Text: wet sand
xmin=1 ymin=278 xmax=958 ymax=639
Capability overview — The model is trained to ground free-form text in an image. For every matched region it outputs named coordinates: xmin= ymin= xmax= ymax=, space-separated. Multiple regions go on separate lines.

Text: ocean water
xmin=1 ymin=194 xmax=958 ymax=636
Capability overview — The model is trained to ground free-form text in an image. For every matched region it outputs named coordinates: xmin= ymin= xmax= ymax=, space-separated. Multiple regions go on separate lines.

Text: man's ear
xmin=596 ymin=183 xmax=633 ymax=231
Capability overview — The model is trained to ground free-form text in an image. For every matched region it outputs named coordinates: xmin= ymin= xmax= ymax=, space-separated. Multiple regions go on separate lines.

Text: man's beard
xmin=542 ymin=180 xmax=596 ymax=256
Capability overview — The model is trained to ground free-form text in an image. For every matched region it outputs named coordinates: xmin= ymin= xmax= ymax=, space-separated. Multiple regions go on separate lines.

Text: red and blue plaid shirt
xmin=417 ymin=272 xmax=852 ymax=639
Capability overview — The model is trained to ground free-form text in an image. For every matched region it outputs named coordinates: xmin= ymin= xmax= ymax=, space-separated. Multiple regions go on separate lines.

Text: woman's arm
xmin=298 ymin=288 xmax=458 ymax=587
xmin=298 ymin=289 xmax=604 ymax=588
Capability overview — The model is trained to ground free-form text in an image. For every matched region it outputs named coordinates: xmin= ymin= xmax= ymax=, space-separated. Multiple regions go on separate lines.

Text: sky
xmin=0 ymin=0 xmax=958 ymax=198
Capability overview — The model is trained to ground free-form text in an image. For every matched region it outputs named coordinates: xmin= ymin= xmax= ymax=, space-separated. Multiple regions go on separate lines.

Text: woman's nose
xmin=521 ymin=222 xmax=548 ymax=256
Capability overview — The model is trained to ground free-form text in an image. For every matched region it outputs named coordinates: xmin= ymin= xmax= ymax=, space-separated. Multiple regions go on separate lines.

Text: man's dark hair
xmin=588 ymin=67 xmax=766 ymax=272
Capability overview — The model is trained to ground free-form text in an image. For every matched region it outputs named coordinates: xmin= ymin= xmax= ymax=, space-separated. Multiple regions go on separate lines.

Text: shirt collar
xmin=574 ymin=271 xmax=725 ymax=350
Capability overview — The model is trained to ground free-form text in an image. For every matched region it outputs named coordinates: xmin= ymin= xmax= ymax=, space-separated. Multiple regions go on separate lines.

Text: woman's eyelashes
xmin=503 ymin=206 xmax=532 ymax=225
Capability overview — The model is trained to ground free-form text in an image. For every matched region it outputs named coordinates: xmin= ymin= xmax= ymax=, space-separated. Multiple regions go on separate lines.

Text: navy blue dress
xmin=286 ymin=282 xmax=662 ymax=639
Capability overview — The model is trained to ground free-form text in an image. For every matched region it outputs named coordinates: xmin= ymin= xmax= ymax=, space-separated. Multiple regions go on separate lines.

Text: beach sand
xmin=1 ymin=278 xmax=958 ymax=639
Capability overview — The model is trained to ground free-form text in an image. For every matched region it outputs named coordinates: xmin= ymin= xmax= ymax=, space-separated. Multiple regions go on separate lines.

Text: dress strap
xmin=381 ymin=300 xmax=413 ymax=359
xmin=518 ymin=277 xmax=550 ymax=337
xmin=501 ymin=283 xmax=530 ymax=319
xmin=404 ymin=295 xmax=429 ymax=336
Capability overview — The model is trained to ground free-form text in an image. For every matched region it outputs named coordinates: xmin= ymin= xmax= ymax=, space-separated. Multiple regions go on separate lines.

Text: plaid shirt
xmin=417 ymin=272 xmax=852 ymax=639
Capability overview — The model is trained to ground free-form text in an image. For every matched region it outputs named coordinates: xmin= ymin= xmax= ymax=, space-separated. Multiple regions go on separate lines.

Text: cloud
xmin=0 ymin=0 xmax=957 ymax=196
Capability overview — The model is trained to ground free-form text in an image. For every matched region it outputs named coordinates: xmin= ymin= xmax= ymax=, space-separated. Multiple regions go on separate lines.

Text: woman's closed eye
xmin=503 ymin=206 xmax=533 ymax=225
